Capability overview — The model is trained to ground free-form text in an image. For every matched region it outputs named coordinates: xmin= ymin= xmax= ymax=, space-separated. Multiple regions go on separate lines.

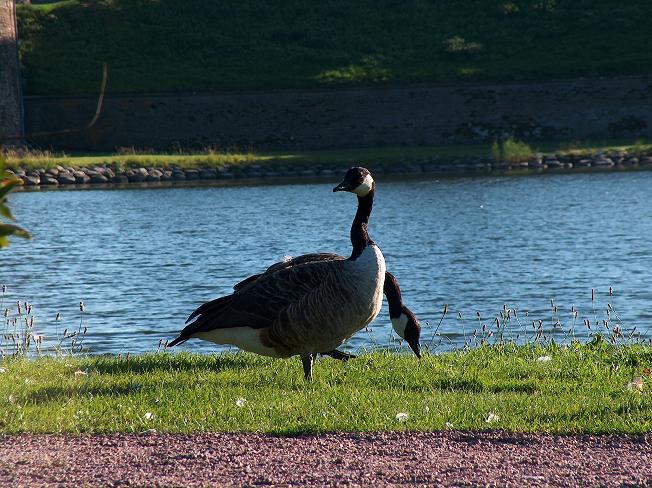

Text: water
xmin=2 ymin=171 xmax=652 ymax=355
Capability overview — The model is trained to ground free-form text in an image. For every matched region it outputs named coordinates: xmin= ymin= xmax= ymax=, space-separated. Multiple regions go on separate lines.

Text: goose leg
xmin=301 ymin=354 xmax=314 ymax=380
xmin=321 ymin=349 xmax=357 ymax=361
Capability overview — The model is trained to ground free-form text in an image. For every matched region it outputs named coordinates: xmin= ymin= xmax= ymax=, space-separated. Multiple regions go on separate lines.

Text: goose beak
xmin=333 ymin=182 xmax=350 ymax=192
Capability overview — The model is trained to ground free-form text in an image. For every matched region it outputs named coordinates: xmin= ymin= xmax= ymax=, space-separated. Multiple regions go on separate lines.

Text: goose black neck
xmin=384 ymin=272 xmax=403 ymax=318
xmin=350 ymin=189 xmax=374 ymax=260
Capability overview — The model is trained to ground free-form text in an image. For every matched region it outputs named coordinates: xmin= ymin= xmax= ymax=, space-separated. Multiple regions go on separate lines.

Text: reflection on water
xmin=2 ymin=171 xmax=652 ymax=355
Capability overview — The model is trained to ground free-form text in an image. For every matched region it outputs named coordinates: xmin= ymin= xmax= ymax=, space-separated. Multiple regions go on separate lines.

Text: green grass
xmin=5 ymin=139 xmax=652 ymax=172
xmin=2 ymin=345 xmax=652 ymax=434
xmin=16 ymin=0 xmax=652 ymax=95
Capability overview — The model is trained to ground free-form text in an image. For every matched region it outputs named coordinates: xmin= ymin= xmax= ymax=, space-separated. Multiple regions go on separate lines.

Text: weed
xmin=491 ymin=137 xmax=535 ymax=164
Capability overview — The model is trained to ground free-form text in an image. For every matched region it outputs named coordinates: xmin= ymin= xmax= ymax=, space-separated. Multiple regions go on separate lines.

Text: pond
xmin=2 ymin=171 xmax=652 ymax=355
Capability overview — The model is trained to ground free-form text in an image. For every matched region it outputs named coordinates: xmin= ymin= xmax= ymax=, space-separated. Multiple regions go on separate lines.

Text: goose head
xmin=333 ymin=167 xmax=375 ymax=196
xmin=391 ymin=305 xmax=422 ymax=359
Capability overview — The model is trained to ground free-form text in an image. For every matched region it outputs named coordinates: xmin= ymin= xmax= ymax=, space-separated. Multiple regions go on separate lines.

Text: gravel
xmin=1 ymin=431 xmax=651 ymax=487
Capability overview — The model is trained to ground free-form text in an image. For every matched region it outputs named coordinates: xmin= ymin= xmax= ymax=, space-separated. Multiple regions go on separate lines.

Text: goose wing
xmin=179 ymin=260 xmax=340 ymax=339
xmin=233 ymin=253 xmax=344 ymax=292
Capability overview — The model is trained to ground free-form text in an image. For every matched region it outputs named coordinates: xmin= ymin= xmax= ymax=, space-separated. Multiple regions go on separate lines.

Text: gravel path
xmin=1 ymin=431 xmax=651 ymax=487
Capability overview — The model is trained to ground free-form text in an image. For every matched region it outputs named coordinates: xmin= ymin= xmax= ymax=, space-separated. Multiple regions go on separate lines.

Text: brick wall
xmin=24 ymin=76 xmax=652 ymax=151
xmin=0 ymin=0 xmax=23 ymax=144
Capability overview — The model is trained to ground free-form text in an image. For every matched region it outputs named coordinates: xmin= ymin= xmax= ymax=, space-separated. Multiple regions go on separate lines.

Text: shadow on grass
xmin=364 ymin=375 xmax=538 ymax=394
xmin=85 ymin=352 xmax=255 ymax=376
xmin=25 ymin=384 xmax=145 ymax=403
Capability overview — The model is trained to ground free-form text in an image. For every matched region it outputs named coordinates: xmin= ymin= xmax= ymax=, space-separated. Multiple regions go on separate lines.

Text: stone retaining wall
xmin=23 ymin=76 xmax=652 ymax=152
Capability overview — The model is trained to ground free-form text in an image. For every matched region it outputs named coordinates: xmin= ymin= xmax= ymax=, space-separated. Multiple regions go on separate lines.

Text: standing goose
xmin=234 ymin=254 xmax=421 ymax=358
xmin=169 ymin=167 xmax=387 ymax=379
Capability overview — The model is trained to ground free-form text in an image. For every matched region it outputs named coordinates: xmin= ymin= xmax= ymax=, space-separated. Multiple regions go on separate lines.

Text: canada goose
xmin=234 ymin=254 xmax=421 ymax=358
xmin=169 ymin=167 xmax=387 ymax=379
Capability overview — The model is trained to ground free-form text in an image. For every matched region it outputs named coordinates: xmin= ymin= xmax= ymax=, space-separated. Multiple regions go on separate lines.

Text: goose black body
xmin=169 ymin=167 xmax=395 ymax=379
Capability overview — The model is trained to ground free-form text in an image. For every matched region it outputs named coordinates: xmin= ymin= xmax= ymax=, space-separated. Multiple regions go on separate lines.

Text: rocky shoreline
xmin=8 ymin=150 xmax=652 ymax=188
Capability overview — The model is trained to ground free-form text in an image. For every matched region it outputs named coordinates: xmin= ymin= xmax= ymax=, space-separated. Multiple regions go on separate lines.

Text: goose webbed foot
xmin=321 ymin=349 xmax=357 ymax=362
xmin=301 ymin=354 xmax=314 ymax=380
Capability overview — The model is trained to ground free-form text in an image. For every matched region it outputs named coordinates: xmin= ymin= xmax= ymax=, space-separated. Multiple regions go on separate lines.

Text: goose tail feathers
xmin=168 ymin=294 xmax=236 ymax=347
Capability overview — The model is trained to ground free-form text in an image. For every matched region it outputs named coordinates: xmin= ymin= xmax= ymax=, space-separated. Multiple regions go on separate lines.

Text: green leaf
xmin=0 ymin=202 xmax=15 ymax=221
xmin=0 ymin=178 xmax=20 ymax=201
xmin=0 ymin=223 xmax=31 ymax=245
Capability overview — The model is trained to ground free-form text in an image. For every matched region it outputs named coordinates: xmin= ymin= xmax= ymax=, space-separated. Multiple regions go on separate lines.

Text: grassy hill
xmin=16 ymin=0 xmax=652 ymax=95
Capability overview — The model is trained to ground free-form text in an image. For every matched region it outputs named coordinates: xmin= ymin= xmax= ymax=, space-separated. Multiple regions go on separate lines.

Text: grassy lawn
xmin=16 ymin=0 xmax=652 ymax=95
xmin=1 ymin=344 xmax=652 ymax=434
xmin=5 ymin=139 xmax=652 ymax=172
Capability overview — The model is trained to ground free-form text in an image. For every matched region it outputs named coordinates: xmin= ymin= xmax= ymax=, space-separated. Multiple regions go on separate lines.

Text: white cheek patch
xmin=352 ymin=174 xmax=374 ymax=196
xmin=391 ymin=314 xmax=409 ymax=339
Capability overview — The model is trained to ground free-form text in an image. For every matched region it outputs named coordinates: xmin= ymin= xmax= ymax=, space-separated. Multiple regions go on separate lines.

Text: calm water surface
xmin=2 ymin=172 xmax=652 ymax=355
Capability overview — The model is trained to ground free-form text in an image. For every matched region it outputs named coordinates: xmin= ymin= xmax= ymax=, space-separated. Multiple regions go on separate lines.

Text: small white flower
xmin=536 ymin=356 xmax=552 ymax=362
xmin=395 ymin=412 xmax=409 ymax=422
xmin=445 ymin=422 xmax=454 ymax=429
xmin=235 ymin=397 xmax=247 ymax=407
xmin=424 ymin=406 xmax=430 ymax=413
xmin=627 ymin=377 xmax=644 ymax=392
xmin=486 ymin=412 xmax=500 ymax=423
xmin=0 ymin=368 xmax=6 ymax=373
xmin=74 ymin=370 xmax=88 ymax=376
xmin=8 ymin=395 xmax=15 ymax=404
xmin=24 ymin=378 xmax=30 ymax=384
xmin=144 ymin=412 xmax=154 ymax=420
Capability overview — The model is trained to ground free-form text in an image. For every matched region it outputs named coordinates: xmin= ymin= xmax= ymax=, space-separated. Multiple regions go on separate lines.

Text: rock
xmin=92 ymin=166 xmax=111 ymax=177
xmin=185 ymin=170 xmax=200 ymax=180
xmin=623 ymin=157 xmax=639 ymax=166
xmin=126 ymin=170 xmax=146 ymax=182
xmin=219 ymin=172 xmax=235 ymax=179
xmin=57 ymin=172 xmax=76 ymax=185
xmin=160 ymin=170 xmax=173 ymax=182
xmin=544 ymin=159 xmax=562 ymax=168
xmin=592 ymin=157 xmax=614 ymax=167
xmin=576 ymin=158 xmax=592 ymax=167
xmin=528 ymin=159 xmax=543 ymax=168
xmin=640 ymin=156 xmax=652 ymax=166
xmin=112 ymin=174 xmax=129 ymax=183
xmin=172 ymin=171 xmax=186 ymax=181
xmin=89 ymin=173 xmax=109 ymax=184
xmin=22 ymin=175 xmax=40 ymax=186
xmin=146 ymin=170 xmax=161 ymax=182
xmin=40 ymin=175 xmax=59 ymax=185
xmin=46 ymin=167 xmax=59 ymax=177
xmin=199 ymin=168 xmax=218 ymax=180
xmin=73 ymin=171 xmax=91 ymax=184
